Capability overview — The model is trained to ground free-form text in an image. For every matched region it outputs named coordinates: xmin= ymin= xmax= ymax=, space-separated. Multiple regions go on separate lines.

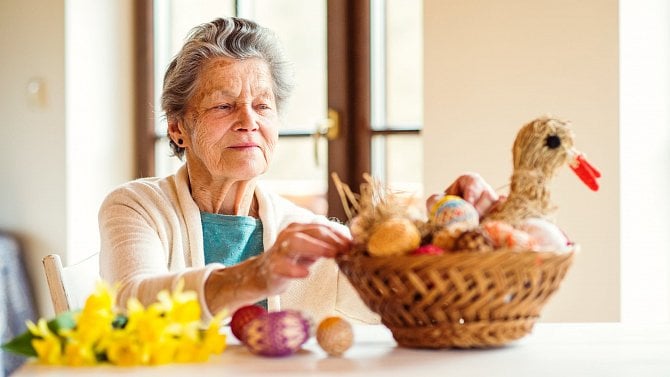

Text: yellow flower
xmin=146 ymin=338 xmax=178 ymax=365
xmin=105 ymin=333 xmax=145 ymax=367
xmin=63 ymin=340 xmax=96 ymax=366
xmin=84 ymin=281 xmax=115 ymax=312
xmin=174 ymin=338 xmax=209 ymax=363
xmin=201 ymin=312 xmax=227 ymax=355
xmin=125 ymin=298 xmax=170 ymax=343
xmin=202 ymin=326 xmax=227 ymax=355
xmin=27 ymin=319 xmax=62 ymax=365
xmin=70 ymin=281 xmax=115 ymax=344
xmin=156 ymin=280 xmax=201 ymax=325
xmin=7 ymin=279 xmax=227 ymax=367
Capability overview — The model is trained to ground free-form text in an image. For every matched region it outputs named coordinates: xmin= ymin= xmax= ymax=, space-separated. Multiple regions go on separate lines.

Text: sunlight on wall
xmin=66 ymin=0 xmax=134 ymax=264
xmin=620 ymin=0 xmax=670 ymax=323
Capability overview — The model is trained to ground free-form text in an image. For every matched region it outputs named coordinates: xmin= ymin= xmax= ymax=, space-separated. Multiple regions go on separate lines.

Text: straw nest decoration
xmin=333 ymin=116 xmax=598 ymax=349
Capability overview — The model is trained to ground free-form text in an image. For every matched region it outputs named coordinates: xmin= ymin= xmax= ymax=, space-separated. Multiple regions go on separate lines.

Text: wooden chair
xmin=42 ymin=253 xmax=100 ymax=314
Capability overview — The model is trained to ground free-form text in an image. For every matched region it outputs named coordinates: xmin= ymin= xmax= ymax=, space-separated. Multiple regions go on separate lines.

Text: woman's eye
xmin=257 ymin=103 xmax=272 ymax=111
xmin=215 ymin=104 xmax=232 ymax=110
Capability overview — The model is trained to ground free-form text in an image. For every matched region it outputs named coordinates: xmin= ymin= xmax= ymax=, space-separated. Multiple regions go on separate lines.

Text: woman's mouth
xmin=228 ymin=143 xmax=259 ymax=149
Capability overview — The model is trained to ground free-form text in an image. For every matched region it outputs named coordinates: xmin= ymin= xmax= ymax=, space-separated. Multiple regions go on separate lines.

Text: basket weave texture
xmin=338 ymin=249 xmax=574 ymax=349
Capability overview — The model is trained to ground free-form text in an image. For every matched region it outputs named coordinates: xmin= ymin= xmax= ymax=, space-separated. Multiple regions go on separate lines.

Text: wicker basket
xmin=338 ymin=249 xmax=574 ymax=349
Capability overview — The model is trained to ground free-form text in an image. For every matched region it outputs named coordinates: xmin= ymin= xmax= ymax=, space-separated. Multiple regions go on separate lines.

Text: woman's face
xmin=173 ymin=57 xmax=280 ymax=182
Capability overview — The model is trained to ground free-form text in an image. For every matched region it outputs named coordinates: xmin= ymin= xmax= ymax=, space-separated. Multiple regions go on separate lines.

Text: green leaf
xmin=112 ymin=314 xmax=128 ymax=329
xmin=1 ymin=330 xmax=37 ymax=357
xmin=1 ymin=311 xmax=78 ymax=357
xmin=48 ymin=311 xmax=77 ymax=332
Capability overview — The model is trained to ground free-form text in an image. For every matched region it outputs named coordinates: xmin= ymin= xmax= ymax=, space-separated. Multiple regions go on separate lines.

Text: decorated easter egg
xmin=367 ymin=217 xmax=421 ymax=257
xmin=316 ymin=317 xmax=354 ymax=356
xmin=518 ymin=218 xmax=571 ymax=252
xmin=481 ymin=221 xmax=534 ymax=250
xmin=431 ymin=195 xmax=479 ymax=231
xmin=231 ymin=304 xmax=267 ymax=341
xmin=243 ymin=310 xmax=310 ymax=357
xmin=411 ymin=244 xmax=445 ymax=256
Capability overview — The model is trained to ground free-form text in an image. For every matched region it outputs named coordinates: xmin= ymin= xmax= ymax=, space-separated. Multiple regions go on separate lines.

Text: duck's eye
xmin=545 ymin=135 xmax=561 ymax=149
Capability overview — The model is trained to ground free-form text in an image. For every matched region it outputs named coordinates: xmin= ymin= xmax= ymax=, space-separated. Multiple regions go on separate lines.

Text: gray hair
xmin=161 ymin=17 xmax=294 ymax=159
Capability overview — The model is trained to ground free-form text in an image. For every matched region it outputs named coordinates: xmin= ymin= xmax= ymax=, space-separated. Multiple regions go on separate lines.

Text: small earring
xmin=177 ymin=138 xmax=183 ymax=145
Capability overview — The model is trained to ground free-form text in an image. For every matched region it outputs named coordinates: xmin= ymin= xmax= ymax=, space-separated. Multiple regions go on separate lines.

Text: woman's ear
xmin=167 ymin=118 xmax=188 ymax=147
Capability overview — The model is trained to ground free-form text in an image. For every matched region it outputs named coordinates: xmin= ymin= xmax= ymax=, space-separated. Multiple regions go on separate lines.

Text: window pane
xmin=371 ymin=0 xmax=423 ymax=195
xmin=372 ymin=134 xmax=423 ymax=196
xmin=262 ymin=137 xmax=328 ymax=215
xmin=239 ymin=0 xmax=327 ymax=134
xmin=155 ymin=137 xmax=183 ymax=178
xmin=386 ymin=0 xmax=423 ymax=129
xmin=371 ymin=0 xmax=423 ymax=131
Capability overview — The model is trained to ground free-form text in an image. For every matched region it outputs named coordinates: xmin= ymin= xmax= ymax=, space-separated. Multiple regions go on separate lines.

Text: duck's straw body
xmin=485 ymin=116 xmax=599 ymax=226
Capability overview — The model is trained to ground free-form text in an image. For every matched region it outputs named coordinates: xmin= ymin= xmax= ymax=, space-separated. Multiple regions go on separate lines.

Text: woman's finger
xmin=445 ymin=173 xmax=498 ymax=205
xmin=280 ymin=223 xmax=351 ymax=252
xmin=287 ymin=232 xmax=341 ymax=259
xmin=268 ymin=257 xmax=311 ymax=278
xmin=473 ymin=190 xmax=497 ymax=216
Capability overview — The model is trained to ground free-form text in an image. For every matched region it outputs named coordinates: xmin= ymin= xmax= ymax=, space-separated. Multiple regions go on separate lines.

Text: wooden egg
xmin=230 ymin=304 xmax=267 ymax=341
xmin=316 ymin=316 xmax=353 ymax=356
xmin=243 ymin=310 xmax=310 ymax=357
xmin=367 ymin=217 xmax=421 ymax=256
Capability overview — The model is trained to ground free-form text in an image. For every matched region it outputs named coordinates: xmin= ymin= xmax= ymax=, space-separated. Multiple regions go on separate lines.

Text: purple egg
xmin=243 ymin=310 xmax=310 ymax=357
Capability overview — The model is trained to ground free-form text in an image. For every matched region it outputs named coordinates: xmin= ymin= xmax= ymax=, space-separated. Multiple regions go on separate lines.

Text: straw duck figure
xmin=484 ymin=116 xmax=600 ymax=227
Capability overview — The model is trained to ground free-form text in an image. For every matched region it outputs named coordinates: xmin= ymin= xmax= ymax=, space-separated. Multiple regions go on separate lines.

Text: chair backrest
xmin=42 ymin=253 xmax=100 ymax=314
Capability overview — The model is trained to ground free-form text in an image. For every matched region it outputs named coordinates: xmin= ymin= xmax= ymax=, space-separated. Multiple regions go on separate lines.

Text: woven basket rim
xmin=338 ymin=245 xmax=578 ymax=264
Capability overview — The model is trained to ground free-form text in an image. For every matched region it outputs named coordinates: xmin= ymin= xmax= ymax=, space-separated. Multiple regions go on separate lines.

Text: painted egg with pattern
xmin=481 ymin=221 xmax=534 ymax=250
xmin=431 ymin=196 xmax=479 ymax=231
xmin=230 ymin=304 xmax=267 ymax=341
xmin=243 ymin=310 xmax=311 ymax=357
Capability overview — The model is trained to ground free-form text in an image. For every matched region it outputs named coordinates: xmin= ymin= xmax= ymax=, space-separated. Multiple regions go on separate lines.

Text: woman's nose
xmin=235 ymin=105 xmax=259 ymax=131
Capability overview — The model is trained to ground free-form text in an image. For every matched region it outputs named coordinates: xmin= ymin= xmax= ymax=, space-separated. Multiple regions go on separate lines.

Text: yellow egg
xmin=367 ymin=217 xmax=421 ymax=256
xmin=316 ymin=317 xmax=353 ymax=356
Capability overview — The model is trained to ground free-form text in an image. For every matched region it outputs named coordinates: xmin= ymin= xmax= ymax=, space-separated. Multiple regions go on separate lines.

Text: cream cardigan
xmin=98 ymin=165 xmax=378 ymax=324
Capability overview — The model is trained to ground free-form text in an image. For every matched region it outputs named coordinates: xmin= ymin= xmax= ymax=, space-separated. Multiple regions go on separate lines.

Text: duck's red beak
xmin=569 ymin=153 xmax=601 ymax=191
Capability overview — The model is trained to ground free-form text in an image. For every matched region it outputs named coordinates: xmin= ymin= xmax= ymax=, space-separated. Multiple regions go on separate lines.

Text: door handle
xmin=313 ymin=108 xmax=341 ymax=166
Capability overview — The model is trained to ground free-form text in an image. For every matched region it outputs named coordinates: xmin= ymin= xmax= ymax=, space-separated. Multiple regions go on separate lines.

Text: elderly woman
xmin=99 ymin=17 xmax=498 ymax=324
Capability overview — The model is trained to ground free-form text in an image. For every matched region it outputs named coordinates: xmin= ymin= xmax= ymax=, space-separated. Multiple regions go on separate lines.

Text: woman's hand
xmin=257 ymin=223 xmax=351 ymax=294
xmin=204 ymin=222 xmax=350 ymax=315
xmin=427 ymin=173 xmax=503 ymax=217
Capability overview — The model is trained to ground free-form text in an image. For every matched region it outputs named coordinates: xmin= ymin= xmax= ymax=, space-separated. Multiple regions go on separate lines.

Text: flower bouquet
xmin=2 ymin=280 xmax=227 ymax=366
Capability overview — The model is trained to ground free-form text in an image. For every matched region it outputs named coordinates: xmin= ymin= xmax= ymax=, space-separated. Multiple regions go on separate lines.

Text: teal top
xmin=201 ymin=212 xmax=267 ymax=309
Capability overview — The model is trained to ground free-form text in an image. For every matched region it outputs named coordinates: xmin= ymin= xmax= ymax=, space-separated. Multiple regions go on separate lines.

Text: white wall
xmin=424 ymin=0 xmax=620 ymax=321
xmin=620 ymin=0 xmax=670 ymax=322
xmin=0 ymin=0 xmax=67 ymax=317
xmin=0 ymin=0 xmax=134 ymax=317
xmin=66 ymin=0 xmax=134 ymax=267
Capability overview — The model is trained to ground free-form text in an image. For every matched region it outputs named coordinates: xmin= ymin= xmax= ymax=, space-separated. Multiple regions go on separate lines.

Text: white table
xmin=13 ymin=323 xmax=670 ymax=376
